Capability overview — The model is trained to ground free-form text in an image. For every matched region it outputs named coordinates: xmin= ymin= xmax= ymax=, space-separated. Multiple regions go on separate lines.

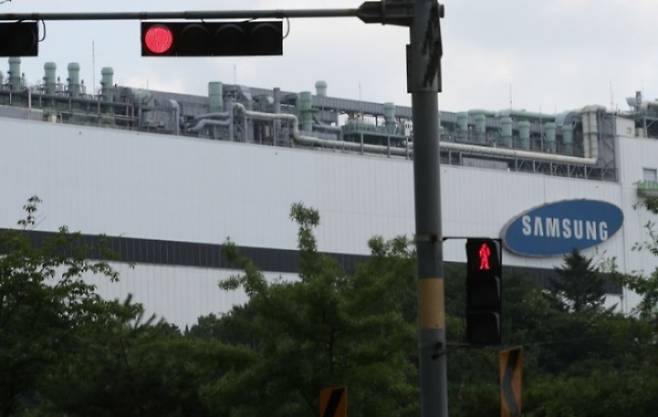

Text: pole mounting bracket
xmin=358 ymin=1 xmax=444 ymax=27
xmin=357 ymin=0 xmax=415 ymax=26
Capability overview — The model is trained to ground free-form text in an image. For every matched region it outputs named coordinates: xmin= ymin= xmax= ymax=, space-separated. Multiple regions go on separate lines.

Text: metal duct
xmin=581 ymin=106 xmax=602 ymax=161
xmin=208 ymin=82 xmax=223 ymax=113
xmin=189 ymin=103 xmax=599 ymax=165
xmin=188 ymin=118 xmax=231 ymax=132
xmin=228 ymin=103 xmax=598 ymax=165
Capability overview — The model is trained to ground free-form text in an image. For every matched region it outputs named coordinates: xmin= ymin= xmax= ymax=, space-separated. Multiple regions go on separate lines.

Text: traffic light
xmin=0 ymin=22 xmax=39 ymax=57
xmin=465 ymin=238 xmax=502 ymax=345
xmin=141 ymin=21 xmax=283 ymax=57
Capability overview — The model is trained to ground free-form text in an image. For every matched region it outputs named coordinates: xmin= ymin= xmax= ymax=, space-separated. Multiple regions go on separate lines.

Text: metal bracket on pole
xmin=410 ymin=0 xmax=444 ymax=93
xmin=357 ymin=0 xmax=415 ymax=26
xmin=415 ymin=234 xmax=440 ymax=244
xmin=359 ymin=1 xmax=443 ymax=93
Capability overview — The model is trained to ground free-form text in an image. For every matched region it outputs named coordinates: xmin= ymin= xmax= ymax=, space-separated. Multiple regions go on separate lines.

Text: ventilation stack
xmin=384 ymin=102 xmax=396 ymax=132
xmin=43 ymin=62 xmax=57 ymax=95
xmin=8 ymin=58 xmax=21 ymax=90
xmin=544 ymin=122 xmax=556 ymax=153
xmin=470 ymin=111 xmax=486 ymax=143
xmin=499 ymin=115 xmax=513 ymax=147
xmin=315 ymin=80 xmax=327 ymax=97
xmin=298 ymin=91 xmax=313 ymax=132
xmin=561 ymin=124 xmax=573 ymax=155
xmin=208 ymin=82 xmax=224 ymax=113
xmin=67 ymin=63 xmax=81 ymax=97
xmin=457 ymin=112 xmax=468 ymax=138
xmin=518 ymin=120 xmax=530 ymax=150
xmin=581 ymin=106 xmax=601 ymax=161
xmin=101 ymin=67 xmax=114 ymax=102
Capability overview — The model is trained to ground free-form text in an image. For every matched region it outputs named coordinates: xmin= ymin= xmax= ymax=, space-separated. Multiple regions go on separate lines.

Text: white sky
xmin=2 ymin=0 xmax=657 ymax=113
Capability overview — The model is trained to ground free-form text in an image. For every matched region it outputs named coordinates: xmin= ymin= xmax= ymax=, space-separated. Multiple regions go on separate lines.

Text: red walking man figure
xmin=479 ymin=243 xmax=491 ymax=270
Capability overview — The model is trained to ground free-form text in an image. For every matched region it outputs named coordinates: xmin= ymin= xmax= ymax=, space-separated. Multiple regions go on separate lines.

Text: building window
xmin=643 ymin=168 xmax=657 ymax=183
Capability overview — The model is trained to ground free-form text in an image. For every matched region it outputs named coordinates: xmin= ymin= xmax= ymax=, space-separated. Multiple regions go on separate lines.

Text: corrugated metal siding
xmin=2 ymin=116 xmax=658 ymax=322
xmin=87 ymin=263 xmax=297 ymax=328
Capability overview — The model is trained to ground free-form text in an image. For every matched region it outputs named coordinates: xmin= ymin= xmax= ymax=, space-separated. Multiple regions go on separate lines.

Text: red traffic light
xmin=141 ymin=21 xmax=283 ymax=57
xmin=143 ymin=24 xmax=174 ymax=55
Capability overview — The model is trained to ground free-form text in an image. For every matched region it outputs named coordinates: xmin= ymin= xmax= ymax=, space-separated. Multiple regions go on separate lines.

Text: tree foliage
xmin=548 ymin=249 xmax=607 ymax=313
xmin=199 ymin=203 xmax=419 ymax=417
xmin=2 ymin=199 xmax=658 ymax=417
xmin=0 ymin=197 xmax=130 ymax=417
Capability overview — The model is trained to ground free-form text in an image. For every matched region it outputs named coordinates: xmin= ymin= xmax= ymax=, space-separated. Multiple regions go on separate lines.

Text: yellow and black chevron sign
xmin=499 ymin=347 xmax=523 ymax=417
xmin=320 ymin=386 xmax=347 ymax=417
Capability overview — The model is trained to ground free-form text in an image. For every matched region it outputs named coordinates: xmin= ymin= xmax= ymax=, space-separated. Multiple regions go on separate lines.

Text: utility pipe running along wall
xmin=191 ymin=104 xmax=599 ymax=166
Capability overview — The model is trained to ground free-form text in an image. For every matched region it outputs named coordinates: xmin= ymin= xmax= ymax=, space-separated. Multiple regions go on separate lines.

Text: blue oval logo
xmin=501 ymin=199 xmax=624 ymax=257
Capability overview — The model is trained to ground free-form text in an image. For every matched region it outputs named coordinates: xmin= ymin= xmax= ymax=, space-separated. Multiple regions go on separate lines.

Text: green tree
xmin=195 ymin=203 xmax=418 ymax=417
xmin=0 ymin=197 xmax=122 ymax=417
xmin=8 ymin=196 xmax=655 ymax=417
xmin=623 ymin=219 xmax=658 ymax=319
xmin=36 ymin=314 xmax=233 ymax=417
xmin=548 ymin=249 xmax=607 ymax=313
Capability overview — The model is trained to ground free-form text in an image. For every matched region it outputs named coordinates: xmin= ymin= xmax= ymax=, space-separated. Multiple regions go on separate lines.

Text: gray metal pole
xmin=409 ymin=1 xmax=448 ymax=417
xmin=0 ymin=9 xmax=358 ymax=21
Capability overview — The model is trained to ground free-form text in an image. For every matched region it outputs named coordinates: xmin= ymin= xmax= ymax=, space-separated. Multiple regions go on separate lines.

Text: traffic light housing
xmin=0 ymin=22 xmax=39 ymax=57
xmin=141 ymin=21 xmax=283 ymax=57
xmin=466 ymin=238 xmax=502 ymax=345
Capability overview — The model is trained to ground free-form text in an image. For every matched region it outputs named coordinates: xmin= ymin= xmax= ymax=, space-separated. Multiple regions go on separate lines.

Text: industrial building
xmin=1 ymin=58 xmax=657 ymax=326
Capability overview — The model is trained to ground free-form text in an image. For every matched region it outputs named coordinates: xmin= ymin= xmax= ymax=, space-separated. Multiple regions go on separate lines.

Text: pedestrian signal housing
xmin=465 ymin=238 xmax=502 ymax=345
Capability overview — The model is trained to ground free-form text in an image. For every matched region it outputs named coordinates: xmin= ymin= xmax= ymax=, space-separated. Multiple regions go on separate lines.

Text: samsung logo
xmin=521 ymin=216 xmax=609 ymax=241
xmin=502 ymin=200 xmax=623 ymax=257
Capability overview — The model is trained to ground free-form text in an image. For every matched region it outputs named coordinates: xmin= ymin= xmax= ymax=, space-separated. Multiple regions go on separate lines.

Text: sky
xmin=1 ymin=0 xmax=657 ymax=114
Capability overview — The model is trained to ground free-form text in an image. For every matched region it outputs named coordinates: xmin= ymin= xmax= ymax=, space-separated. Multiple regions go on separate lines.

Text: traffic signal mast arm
xmin=0 ymin=1 xmax=438 ymax=24
xmin=0 ymin=2 xmax=412 ymax=22
xmin=0 ymin=9 xmax=357 ymax=22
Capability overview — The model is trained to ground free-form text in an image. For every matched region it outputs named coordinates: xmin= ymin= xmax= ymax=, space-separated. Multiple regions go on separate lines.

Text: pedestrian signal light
xmin=479 ymin=242 xmax=492 ymax=271
xmin=141 ymin=21 xmax=283 ymax=57
xmin=0 ymin=22 xmax=39 ymax=57
xmin=466 ymin=238 xmax=502 ymax=345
